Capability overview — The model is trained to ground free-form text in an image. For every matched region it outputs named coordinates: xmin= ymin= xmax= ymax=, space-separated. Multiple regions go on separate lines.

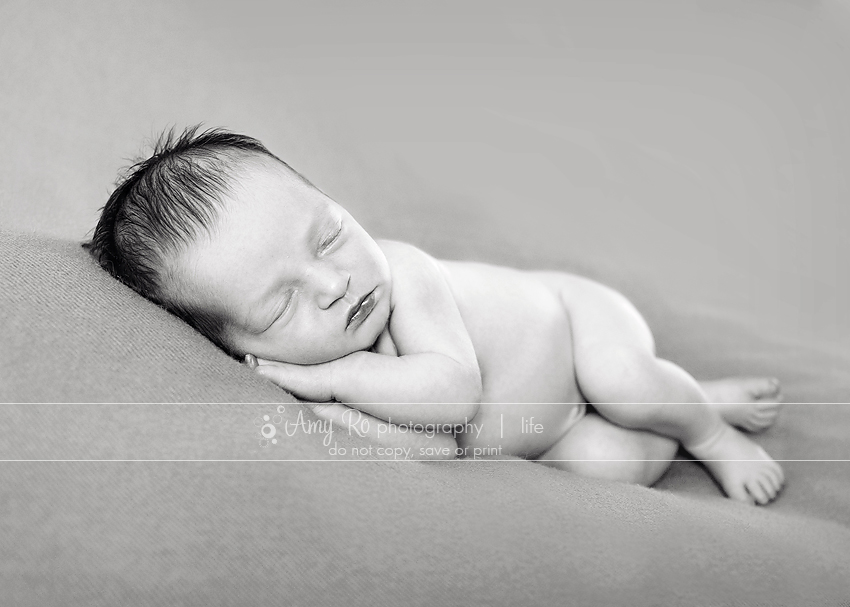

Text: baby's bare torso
xmin=436 ymin=259 xmax=586 ymax=457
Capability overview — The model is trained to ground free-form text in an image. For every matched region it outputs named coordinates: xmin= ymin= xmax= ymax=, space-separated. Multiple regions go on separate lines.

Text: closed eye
xmin=263 ymin=291 xmax=295 ymax=332
xmin=319 ymin=220 xmax=343 ymax=253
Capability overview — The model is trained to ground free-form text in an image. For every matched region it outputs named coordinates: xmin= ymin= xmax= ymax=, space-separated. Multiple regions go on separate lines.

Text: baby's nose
xmin=315 ymin=268 xmax=351 ymax=309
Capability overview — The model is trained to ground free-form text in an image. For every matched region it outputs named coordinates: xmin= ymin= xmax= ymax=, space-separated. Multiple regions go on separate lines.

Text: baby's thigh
xmin=557 ymin=275 xmax=656 ymax=354
xmin=536 ymin=412 xmax=678 ymax=486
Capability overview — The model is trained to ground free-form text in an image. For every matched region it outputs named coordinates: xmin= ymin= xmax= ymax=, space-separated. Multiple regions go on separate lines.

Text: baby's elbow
xmin=470 ymin=365 xmax=484 ymax=402
xmin=445 ymin=401 xmax=479 ymax=425
xmin=460 ymin=399 xmax=481 ymax=423
xmin=466 ymin=375 xmax=483 ymax=417
xmin=451 ymin=366 xmax=482 ymax=422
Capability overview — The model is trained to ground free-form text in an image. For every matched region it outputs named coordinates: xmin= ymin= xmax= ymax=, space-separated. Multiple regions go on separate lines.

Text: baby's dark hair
xmin=85 ymin=125 xmax=306 ymax=352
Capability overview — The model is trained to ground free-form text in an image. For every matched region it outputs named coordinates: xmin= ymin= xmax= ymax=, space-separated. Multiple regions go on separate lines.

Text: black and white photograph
xmin=1 ymin=1 xmax=849 ymax=605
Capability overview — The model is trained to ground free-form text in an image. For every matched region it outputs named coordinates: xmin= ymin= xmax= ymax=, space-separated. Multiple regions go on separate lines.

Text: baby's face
xmin=169 ymin=159 xmax=392 ymax=364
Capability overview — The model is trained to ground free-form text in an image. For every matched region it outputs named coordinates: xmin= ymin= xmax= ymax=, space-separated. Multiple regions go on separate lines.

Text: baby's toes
xmin=745 ymin=401 xmax=783 ymax=432
xmin=756 ymin=409 xmax=781 ymax=427
xmin=726 ymin=481 xmax=756 ymax=505
xmin=759 ymin=462 xmax=784 ymax=495
xmin=769 ymin=470 xmax=784 ymax=496
xmin=756 ymin=399 xmax=783 ymax=414
xmin=747 ymin=479 xmax=772 ymax=505
xmin=758 ymin=476 xmax=780 ymax=504
xmin=739 ymin=416 xmax=769 ymax=433
xmin=766 ymin=470 xmax=783 ymax=497
xmin=771 ymin=463 xmax=786 ymax=488
xmin=768 ymin=377 xmax=781 ymax=395
xmin=748 ymin=377 xmax=781 ymax=400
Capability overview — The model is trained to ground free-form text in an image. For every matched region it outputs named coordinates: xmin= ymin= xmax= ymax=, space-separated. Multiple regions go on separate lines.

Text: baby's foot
xmin=699 ymin=377 xmax=783 ymax=433
xmin=686 ymin=423 xmax=785 ymax=505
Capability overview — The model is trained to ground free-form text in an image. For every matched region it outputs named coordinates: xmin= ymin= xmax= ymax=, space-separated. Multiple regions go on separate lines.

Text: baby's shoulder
xmin=376 ymin=239 xmax=444 ymax=279
xmin=376 ymin=240 xmax=464 ymax=316
xmin=376 ymin=239 xmax=433 ymax=262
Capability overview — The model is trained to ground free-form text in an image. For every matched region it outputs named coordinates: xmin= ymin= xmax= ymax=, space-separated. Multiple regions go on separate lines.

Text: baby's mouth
xmin=346 ymin=288 xmax=377 ymax=330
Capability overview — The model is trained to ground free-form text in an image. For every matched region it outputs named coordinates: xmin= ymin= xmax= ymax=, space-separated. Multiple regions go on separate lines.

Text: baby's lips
xmin=244 ymin=354 xmax=259 ymax=369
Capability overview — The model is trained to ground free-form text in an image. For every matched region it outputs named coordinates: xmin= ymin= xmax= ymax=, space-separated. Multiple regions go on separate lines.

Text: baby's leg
xmin=537 ymin=412 xmax=678 ymax=487
xmin=562 ymin=279 xmax=784 ymax=505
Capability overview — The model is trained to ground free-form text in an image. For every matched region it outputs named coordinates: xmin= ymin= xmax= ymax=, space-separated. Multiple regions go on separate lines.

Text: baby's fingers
xmin=248 ymin=356 xmax=334 ymax=402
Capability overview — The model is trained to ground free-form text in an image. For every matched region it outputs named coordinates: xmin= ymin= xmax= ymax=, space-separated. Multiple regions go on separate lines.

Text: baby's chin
xmin=325 ymin=310 xmax=390 ymax=361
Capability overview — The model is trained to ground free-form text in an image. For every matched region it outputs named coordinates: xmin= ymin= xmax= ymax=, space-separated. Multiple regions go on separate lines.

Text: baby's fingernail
xmin=244 ymin=354 xmax=258 ymax=369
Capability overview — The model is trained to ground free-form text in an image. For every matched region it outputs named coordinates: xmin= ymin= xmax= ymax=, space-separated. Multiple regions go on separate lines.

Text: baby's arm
xmin=255 ymin=241 xmax=482 ymax=425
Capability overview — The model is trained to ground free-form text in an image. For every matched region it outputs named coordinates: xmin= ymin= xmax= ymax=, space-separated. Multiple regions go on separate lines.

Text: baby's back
xmin=436 ymin=258 xmax=585 ymax=456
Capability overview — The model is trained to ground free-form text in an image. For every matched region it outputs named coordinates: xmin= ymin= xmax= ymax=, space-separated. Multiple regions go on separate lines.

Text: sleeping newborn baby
xmin=87 ymin=127 xmax=785 ymax=505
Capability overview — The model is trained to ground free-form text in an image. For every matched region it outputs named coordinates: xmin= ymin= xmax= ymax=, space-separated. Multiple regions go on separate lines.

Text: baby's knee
xmin=562 ymin=445 xmax=662 ymax=486
xmin=575 ymin=344 xmax=661 ymax=406
xmin=544 ymin=420 xmax=674 ymax=486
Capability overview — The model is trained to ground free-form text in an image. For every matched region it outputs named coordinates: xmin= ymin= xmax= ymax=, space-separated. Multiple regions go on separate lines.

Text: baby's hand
xmin=247 ymin=354 xmax=334 ymax=403
xmin=245 ymin=354 xmax=457 ymax=460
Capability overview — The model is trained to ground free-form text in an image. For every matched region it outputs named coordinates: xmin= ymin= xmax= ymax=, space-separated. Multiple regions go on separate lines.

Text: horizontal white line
xmin=0 ymin=459 xmax=846 ymax=463
xmin=0 ymin=402 xmax=847 ymax=406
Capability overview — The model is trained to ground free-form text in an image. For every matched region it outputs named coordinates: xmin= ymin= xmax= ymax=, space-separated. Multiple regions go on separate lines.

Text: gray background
xmin=1 ymin=0 xmax=848 ymax=355
xmin=3 ymin=4 xmax=850 ymax=604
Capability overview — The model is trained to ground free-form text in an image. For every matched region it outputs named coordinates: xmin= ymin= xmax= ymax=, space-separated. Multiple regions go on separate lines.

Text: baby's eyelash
xmin=268 ymin=292 xmax=294 ymax=329
xmin=320 ymin=223 xmax=342 ymax=250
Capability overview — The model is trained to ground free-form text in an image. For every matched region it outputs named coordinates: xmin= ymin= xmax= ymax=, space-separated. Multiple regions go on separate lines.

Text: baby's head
xmin=87 ymin=126 xmax=392 ymax=364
